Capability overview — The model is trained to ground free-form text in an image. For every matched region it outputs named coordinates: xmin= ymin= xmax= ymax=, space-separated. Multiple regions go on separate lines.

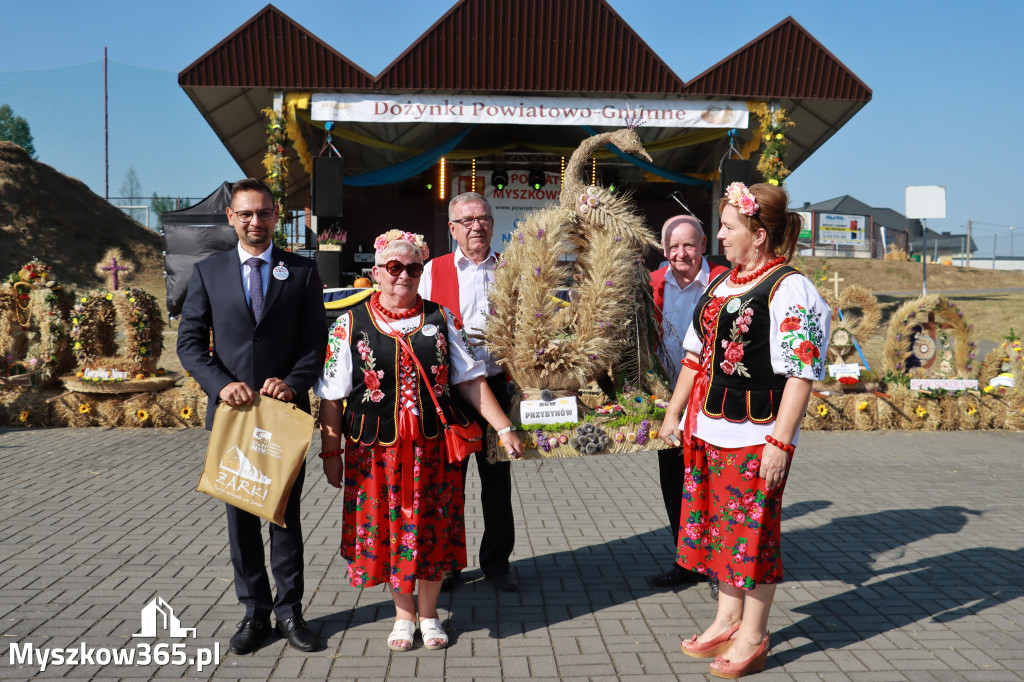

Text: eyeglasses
xmin=233 ymin=209 xmax=276 ymax=223
xmin=383 ymin=260 xmax=424 ymax=277
xmin=452 ymin=215 xmax=493 ymax=227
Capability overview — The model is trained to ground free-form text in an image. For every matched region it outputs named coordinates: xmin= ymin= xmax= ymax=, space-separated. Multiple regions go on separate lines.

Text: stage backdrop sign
xmin=451 ymin=170 xmax=562 ymax=254
xmin=312 ymin=94 xmax=748 ymax=129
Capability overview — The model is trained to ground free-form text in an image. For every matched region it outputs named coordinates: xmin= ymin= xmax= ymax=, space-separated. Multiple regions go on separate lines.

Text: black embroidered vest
xmin=343 ymin=299 xmax=475 ymax=446
xmin=693 ymin=265 xmax=799 ymax=423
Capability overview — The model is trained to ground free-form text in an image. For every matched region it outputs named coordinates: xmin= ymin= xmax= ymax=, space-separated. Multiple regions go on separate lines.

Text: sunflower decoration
xmin=136 ymin=408 xmax=149 ymax=422
xmin=856 ymin=400 xmax=869 ymax=411
xmin=79 ymin=403 xmax=92 ymax=414
xmin=915 ymin=405 xmax=928 ymax=418
xmin=18 ymin=410 xmax=31 ymax=423
xmin=180 ymin=406 xmax=194 ymax=421
xmin=816 ymin=404 xmax=829 ymax=417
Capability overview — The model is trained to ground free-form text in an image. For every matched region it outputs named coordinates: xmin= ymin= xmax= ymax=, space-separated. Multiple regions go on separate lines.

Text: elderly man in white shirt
xmin=648 ymin=215 xmax=726 ymax=591
xmin=418 ymin=191 xmax=519 ymax=593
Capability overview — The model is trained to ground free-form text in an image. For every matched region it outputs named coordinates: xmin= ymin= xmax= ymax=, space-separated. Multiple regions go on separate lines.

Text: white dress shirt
xmin=236 ymin=243 xmax=271 ymax=307
xmin=659 ymin=258 xmax=712 ymax=384
xmin=418 ymin=245 xmax=502 ymax=377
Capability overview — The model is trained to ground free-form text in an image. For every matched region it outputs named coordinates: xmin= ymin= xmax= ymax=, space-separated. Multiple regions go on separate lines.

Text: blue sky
xmin=2 ymin=0 xmax=1022 ymax=256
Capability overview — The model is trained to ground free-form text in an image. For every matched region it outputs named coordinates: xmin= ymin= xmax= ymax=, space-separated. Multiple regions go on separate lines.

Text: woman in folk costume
xmin=316 ymin=231 xmax=523 ymax=651
xmin=659 ymin=183 xmax=830 ymax=678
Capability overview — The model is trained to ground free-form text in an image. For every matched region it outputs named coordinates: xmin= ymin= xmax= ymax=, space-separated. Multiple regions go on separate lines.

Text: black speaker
xmin=312 ymin=156 xmax=344 ymax=216
xmin=722 ymin=159 xmax=754 ymax=187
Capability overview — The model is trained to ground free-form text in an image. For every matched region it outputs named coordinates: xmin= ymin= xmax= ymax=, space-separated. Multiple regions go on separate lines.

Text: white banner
xmin=311 ymin=93 xmax=748 ymax=128
xmin=818 ymin=213 xmax=867 ymax=246
xmin=519 ymin=397 xmax=579 ymax=425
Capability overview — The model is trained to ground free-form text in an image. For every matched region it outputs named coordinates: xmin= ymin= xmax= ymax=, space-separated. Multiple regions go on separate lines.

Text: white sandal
xmin=418 ymin=617 xmax=449 ymax=650
xmin=387 ymin=619 xmax=416 ymax=651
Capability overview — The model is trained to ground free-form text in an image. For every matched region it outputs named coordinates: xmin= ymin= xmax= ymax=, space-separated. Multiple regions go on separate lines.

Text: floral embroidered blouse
xmin=682 ymin=271 xmax=830 ymax=448
xmin=314 ymin=307 xmax=485 ymax=404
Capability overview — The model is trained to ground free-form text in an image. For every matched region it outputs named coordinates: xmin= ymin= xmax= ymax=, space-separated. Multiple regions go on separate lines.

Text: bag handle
xmin=374 ymin=313 xmax=453 ymax=428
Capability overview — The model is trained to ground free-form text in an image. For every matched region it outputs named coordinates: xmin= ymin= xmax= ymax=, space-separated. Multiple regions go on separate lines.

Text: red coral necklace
xmin=371 ymin=292 xmax=422 ymax=320
xmin=729 ymin=256 xmax=785 ymax=285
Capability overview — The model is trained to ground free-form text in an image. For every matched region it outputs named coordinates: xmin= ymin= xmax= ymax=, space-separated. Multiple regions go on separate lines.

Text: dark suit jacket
xmin=177 ymin=245 xmax=328 ymax=429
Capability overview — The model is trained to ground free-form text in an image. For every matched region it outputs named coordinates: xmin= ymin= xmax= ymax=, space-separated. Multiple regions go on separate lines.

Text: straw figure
xmin=484 ymin=124 xmax=660 ymax=400
xmin=821 ymin=284 xmax=880 ymax=364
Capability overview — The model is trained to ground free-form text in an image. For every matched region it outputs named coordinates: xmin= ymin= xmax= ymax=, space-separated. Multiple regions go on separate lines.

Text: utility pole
xmin=966 ymin=219 xmax=972 ymax=267
xmin=104 ymin=47 xmax=109 ymax=200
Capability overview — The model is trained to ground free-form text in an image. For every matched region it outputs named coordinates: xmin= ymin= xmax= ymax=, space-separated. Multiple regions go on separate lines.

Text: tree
xmin=120 ymin=168 xmax=142 ymax=202
xmin=151 ymin=194 xmax=174 ymax=234
xmin=0 ymin=104 xmax=37 ymax=158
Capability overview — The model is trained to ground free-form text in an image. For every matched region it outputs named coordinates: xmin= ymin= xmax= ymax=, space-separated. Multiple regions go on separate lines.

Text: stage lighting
xmin=491 ymin=168 xmax=509 ymax=191
xmin=528 ymin=168 xmax=546 ymax=191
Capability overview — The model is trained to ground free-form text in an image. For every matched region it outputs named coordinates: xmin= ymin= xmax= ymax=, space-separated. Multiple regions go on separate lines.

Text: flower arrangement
xmin=372 ymin=230 xmax=429 ymax=259
xmin=317 ymin=229 xmax=348 ymax=248
xmin=7 ymin=259 xmax=52 ymax=285
xmin=725 ymin=182 xmax=759 ymax=216
xmin=750 ymin=102 xmax=794 ymax=186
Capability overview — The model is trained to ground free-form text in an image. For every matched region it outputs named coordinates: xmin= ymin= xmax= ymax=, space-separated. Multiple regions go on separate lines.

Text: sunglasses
xmin=383 ymin=260 xmax=424 ymax=277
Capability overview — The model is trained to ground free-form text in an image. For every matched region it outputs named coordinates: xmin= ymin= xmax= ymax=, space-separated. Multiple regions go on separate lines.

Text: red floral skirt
xmin=675 ymin=437 xmax=792 ymax=590
xmin=340 ymin=409 xmax=466 ymax=593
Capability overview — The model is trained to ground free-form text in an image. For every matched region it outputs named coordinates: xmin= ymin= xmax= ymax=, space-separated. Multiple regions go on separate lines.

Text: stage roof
xmin=179 ymin=1 xmax=872 ymax=206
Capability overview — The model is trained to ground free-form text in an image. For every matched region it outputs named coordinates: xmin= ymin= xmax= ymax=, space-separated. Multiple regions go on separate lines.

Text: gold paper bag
xmin=196 ymin=394 xmax=314 ymax=527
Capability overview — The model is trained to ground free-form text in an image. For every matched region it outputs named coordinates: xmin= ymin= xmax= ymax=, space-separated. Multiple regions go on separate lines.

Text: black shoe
xmin=485 ymin=571 xmax=518 ymax=592
xmin=709 ymin=578 xmax=720 ymax=601
xmin=647 ymin=565 xmax=703 ymax=588
xmin=276 ymin=616 xmax=316 ymax=652
xmin=229 ymin=617 xmax=270 ymax=655
xmin=440 ymin=570 xmax=461 ymax=592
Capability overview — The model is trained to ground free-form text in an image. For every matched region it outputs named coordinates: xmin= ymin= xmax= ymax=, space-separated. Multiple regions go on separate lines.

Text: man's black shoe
xmin=485 ymin=571 xmax=518 ymax=592
xmin=229 ymin=617 xmax=270 ymax=655
xmin=709 ymin=578 xmax=720 ymax=600
xmin=276 ymin=616 xmax=316 ymax=652
xmin=647 ymin=565 xmax=703 ymax=588
xmin=440 ymin=570 xmax=461 ymax=592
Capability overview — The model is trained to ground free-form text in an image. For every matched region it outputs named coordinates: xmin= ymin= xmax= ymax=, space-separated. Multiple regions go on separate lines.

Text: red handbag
xmin=386 ymin=323 xmax=484 ymax=463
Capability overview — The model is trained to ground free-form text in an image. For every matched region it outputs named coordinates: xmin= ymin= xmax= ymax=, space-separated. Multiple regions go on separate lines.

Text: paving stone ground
xmin=0 ymin=428 xmax=1022 ymax=681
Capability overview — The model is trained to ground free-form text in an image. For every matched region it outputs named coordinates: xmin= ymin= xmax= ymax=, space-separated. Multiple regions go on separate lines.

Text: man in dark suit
xmin=177 ymin=178 xmax=327 ymax=654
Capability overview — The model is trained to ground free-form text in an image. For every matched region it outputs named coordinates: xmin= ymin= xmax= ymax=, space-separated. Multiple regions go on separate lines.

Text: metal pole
xmin=933 ymin=233 xmax=939 ymax=263
xmin=921 ymin=218 xmax=927 ymax=295
xmin=104 ymin=47 xmax=109 ymax=200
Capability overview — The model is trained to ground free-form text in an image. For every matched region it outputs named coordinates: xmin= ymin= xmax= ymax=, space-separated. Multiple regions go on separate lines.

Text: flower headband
xmin=725 ymin=182 xmax=759 ymax=217
xmin=373 ymin=230 xmax=430 ymax=260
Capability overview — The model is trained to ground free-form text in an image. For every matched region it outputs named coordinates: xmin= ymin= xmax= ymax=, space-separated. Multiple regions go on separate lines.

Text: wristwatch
xmin=496 ymin=426 xmax=515 ymax=436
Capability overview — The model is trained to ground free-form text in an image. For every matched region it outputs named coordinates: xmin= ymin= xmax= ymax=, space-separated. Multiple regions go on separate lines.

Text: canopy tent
xmin=162 ymin=181 xmax=237 ymax=317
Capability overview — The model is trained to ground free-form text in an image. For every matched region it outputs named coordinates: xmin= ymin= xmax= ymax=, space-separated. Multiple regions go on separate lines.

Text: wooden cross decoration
xmin=102 ymin=256 xmax=130 ymax=290
xmin=829 ymin=272 xmax=844 ymax=298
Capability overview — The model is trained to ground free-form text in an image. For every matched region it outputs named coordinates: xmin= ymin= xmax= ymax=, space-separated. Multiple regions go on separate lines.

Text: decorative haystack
xmin=883 ymin=243 xmax=910 ymax=261
xmin=977 ymin=338 xmax=1023 ymax=391
xmin=94 ymin=247 xmax=136 ymax=291
xmin=484 ymin=125 xmax=660 ymax=401
xmin=821 ymin=285 xmax=880 ymax=364
xmin=882 ymin=295 xmax=974 ymax=377
xmin=0 ymin=259 xmax=75 ymax=387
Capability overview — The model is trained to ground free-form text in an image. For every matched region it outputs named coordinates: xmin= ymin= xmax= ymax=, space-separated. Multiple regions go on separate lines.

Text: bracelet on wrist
xmin=764 ymin=435 xmax=795 ymax=453
xmin=496 ymin=426 xmax=515 ymax=437
xmin=318 ymin=449 xmax=343 ymax=460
